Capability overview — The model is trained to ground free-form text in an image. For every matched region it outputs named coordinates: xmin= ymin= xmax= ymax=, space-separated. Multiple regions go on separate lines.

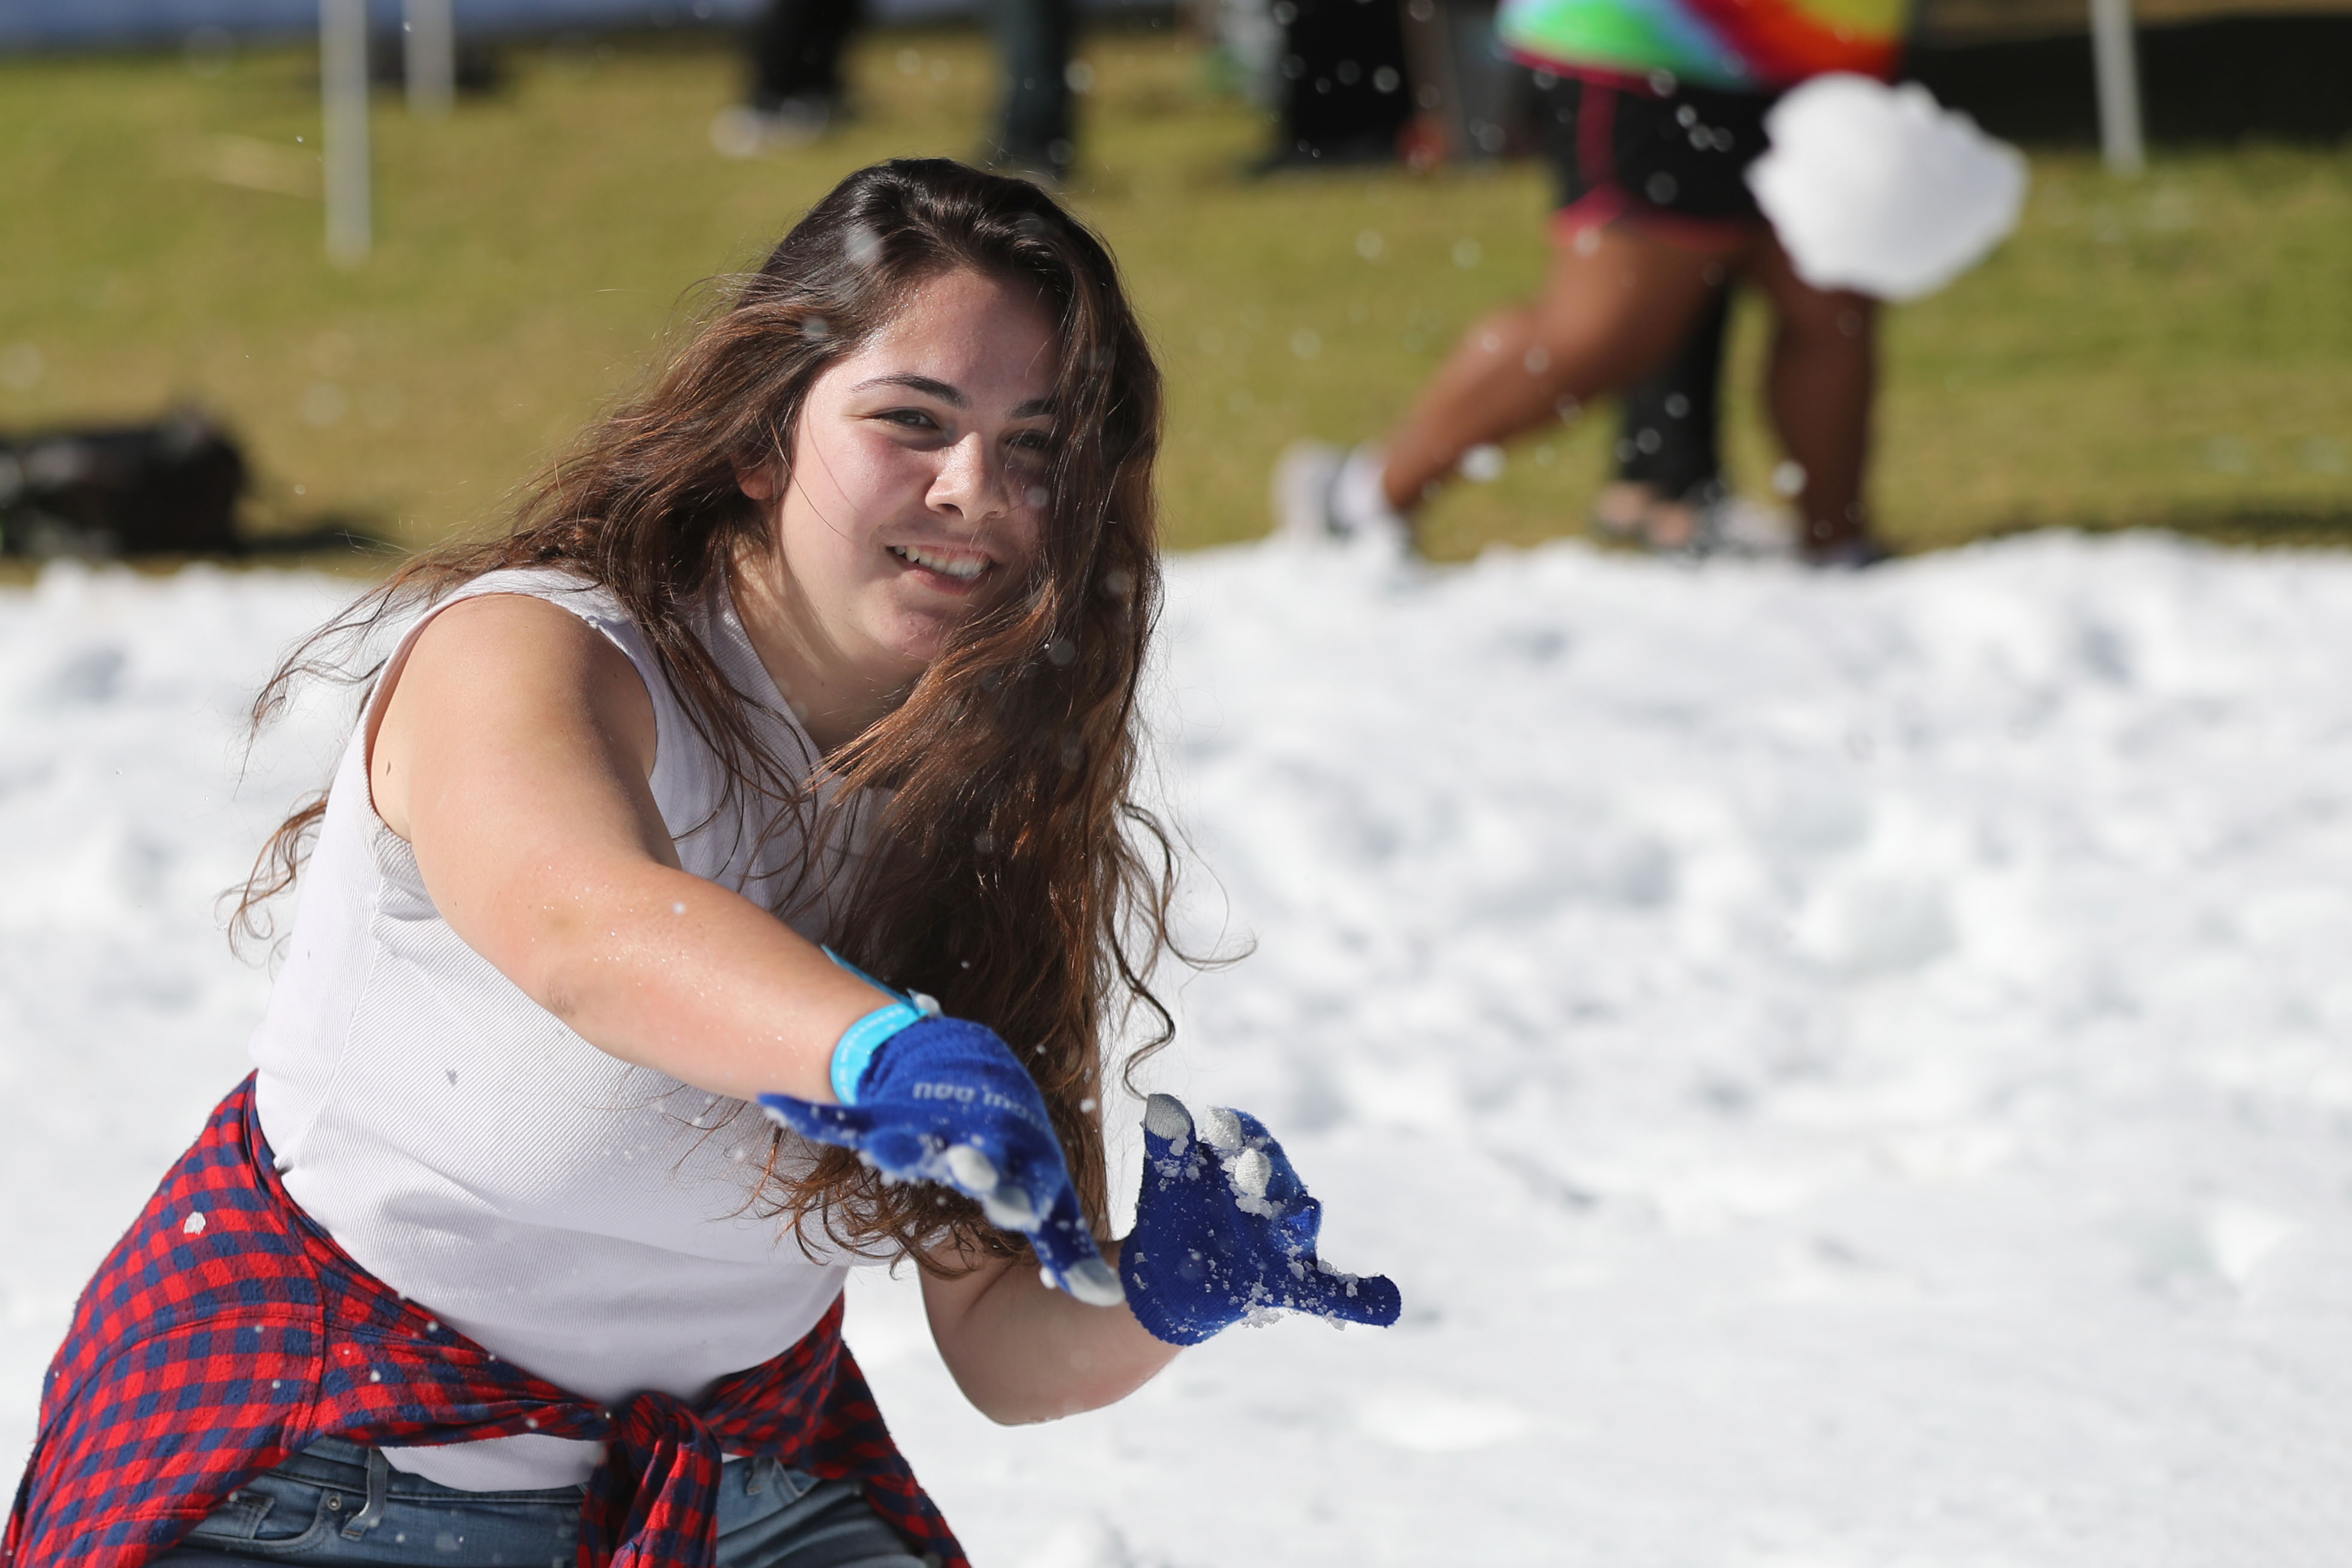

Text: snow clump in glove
xmin=1119 ymin=1093 xmax=1401 ymax=1346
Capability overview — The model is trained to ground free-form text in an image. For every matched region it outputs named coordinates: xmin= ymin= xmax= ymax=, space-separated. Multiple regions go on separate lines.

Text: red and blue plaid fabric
xmin=4 ymin=1076 xmax=967 ymax=1568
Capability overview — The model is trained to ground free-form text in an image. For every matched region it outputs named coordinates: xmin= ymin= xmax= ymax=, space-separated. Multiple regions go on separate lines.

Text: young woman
xmin=1276 ymin=0 xmax=1906 ymax=565
xmin=8 ymin=159 xmax=1397 ymax=1568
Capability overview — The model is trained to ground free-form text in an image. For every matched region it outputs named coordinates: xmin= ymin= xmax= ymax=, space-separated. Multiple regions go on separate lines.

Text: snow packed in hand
xmin=1747 ymin=73 xmax=2029 ymax=301
xmin=4 ymin=534 xmax=2351 ymax=1565
xmin=1119 ymin=1094 xmax=1401 ymax=1345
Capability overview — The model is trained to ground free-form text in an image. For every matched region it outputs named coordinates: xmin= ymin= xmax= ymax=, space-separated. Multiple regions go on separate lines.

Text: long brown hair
xmin=237 ymin=159 xmax=1179 ymax=1265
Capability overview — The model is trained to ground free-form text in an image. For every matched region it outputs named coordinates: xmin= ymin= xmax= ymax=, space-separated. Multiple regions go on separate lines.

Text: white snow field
xmin=5 ymin=532 xmax=2351 ymax=1565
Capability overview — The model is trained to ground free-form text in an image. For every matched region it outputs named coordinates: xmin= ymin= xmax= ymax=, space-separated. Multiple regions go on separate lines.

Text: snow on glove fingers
xmin=1191 ymin=1103 xmax=1403 ymax=1327
xmin=1118 ymin=1093 xmax=1402 ymax=1346
xmin=1202 ymin=1106 xmax=1402 ymax=1325
xmin=757 ymin=1015 xmax=1122 ymax=1307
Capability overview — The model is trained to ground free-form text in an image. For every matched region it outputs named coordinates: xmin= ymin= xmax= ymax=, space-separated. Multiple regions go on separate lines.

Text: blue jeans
xmin=155 ymin=1437 xmax=926 ymax=1568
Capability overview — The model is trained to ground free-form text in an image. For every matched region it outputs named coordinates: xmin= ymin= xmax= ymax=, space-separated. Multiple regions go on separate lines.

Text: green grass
xmin=2 ymin=28 xmax=2348 ymax=564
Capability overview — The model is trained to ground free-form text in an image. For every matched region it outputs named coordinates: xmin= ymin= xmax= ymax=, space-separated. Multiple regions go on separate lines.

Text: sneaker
xmin=1270 ymin=441 xmax=1409 ymax=551
xmin=1697 ymin=492 xmax=1800 ymax=559
xmin=1803 ymin=532 xmax=1893 ymax=569
xmin=1589 ymin=480 xmax=1709 ymax=557
xmin=1594 ymin=482 xmax=1804 ymax=561
xmin=1272 ymin=440 xmax=1348 ymax=544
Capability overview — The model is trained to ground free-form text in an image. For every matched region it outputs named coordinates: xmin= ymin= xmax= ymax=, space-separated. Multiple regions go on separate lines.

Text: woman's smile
xmin=886 ymin=538 xmax=997 ymax=588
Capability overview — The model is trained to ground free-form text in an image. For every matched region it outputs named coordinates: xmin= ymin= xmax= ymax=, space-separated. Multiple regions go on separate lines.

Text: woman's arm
xmin=368 ymin=592 xmax=882 ymax=1104
xmin=919 ymin=1243 xmax=1182 ymax=1424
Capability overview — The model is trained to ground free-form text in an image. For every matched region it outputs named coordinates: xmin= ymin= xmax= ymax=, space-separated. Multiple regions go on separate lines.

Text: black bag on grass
xmin=0 ymin=410 xmax=246 ymax=558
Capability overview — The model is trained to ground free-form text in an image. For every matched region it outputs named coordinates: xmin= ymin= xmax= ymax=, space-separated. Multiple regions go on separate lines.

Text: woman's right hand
xmin=758 ymin=1016 xmax=1122 ymax=1306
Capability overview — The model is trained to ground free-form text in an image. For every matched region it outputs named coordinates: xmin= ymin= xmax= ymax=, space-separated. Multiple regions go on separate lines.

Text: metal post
xmin=2089 ymin=0 xmax=2145 ymax=175
xmin=405 ymin=0 xmax=455 ymax=117
xmin=321 ymin=0 xmax=371 ymax=265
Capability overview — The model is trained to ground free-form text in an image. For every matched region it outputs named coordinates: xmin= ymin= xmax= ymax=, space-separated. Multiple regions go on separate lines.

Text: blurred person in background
xmin=1592 ymin=294 xmax=1795 ymax=557
xmin=722 ymin=0 xmax=1083 ymax=181
xmin=1276 ymin=0 xmax=1908 ymax=565
xmin=734 ymin=0 xmax=864 ymax=141
xmin=1592 ymin=292 xmax=1726 ymax=553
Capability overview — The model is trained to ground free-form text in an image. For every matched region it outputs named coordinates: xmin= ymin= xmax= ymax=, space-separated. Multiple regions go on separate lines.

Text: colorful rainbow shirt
xmin=1499 ymin=0 xmax=1907 ymax=92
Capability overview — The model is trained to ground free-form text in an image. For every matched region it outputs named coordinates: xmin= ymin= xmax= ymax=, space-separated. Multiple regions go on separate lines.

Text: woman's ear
xmin=736 ymin=461 xmax=782 ymax=503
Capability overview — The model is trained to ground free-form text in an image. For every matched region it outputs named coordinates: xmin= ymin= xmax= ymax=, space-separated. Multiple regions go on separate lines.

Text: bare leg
xmin=1379 ymin=226 xmax=1741 ymax=514
xmin=1746 ymin=239 xmax=1877 ymax=555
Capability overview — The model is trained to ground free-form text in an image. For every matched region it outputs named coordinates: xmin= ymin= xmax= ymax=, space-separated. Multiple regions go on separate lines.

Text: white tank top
xmin=251 ymin=567 xmax=861 ymax=1493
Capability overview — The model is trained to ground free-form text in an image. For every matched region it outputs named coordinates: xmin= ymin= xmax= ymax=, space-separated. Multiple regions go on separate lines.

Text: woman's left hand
xmin=1119 ymin=1095 xmax=1402 ymax=1346
xmin=759 ymin=1016 xmax=1123 ymax=1306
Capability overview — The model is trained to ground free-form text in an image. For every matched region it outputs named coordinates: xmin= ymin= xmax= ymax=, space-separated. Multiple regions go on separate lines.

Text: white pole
xmin=2089 ymin=0 xmax=2145 ymax=175
xmin=405 ymin=0 xmax=455 ymax=118
xmin=322 ymin=0 xmax=371 ymax=265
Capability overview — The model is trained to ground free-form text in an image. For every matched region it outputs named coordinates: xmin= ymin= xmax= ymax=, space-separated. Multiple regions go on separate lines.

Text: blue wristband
xmin=822 ymin=948 xmax=940 ymax=1105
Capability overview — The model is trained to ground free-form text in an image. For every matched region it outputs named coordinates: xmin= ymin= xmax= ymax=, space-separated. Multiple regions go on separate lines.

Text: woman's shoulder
xmin=412 ymin=565 xmax=675 ymax=680
xmin=437 ymin=565 xmax=638 ymax=634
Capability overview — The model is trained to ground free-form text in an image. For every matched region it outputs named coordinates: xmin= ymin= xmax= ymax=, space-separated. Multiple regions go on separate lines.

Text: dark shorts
xmin=1530 ymin=71 xmax=1779 ymax=245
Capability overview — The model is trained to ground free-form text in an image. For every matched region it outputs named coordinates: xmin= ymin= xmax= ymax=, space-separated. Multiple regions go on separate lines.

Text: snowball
xmin=1198 ymin=1106 xmax=1245 ymax=1153
xmin=181 ymin=1210 xmax=205 ymax=1236
xmin=1745 ymin=75 xmax=2028 ymax=302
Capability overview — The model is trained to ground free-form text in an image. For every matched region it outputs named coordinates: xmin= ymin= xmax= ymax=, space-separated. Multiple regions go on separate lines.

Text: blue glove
xmin=1119 ymin=1094 xmax=1402 ymax=1346
xmin=758 ymin=1013 xmax=1123 ymax=1307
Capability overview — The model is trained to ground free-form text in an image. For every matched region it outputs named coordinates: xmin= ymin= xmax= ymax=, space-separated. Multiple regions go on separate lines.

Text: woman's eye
xmin=1009 ymin=429 xmax=1054 ymax=453
xmin=880 ymin=408 xmax=939 ymax=431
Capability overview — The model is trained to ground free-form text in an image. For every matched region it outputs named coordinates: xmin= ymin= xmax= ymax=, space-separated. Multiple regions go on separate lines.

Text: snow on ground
xmin=5 ymin=534 xmax=2351 ymax=1565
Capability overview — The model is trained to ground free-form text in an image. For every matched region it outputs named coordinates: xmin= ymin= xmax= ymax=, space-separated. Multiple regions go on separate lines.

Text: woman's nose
xmin=931 ymin=432 xmax=1007 ymax=522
